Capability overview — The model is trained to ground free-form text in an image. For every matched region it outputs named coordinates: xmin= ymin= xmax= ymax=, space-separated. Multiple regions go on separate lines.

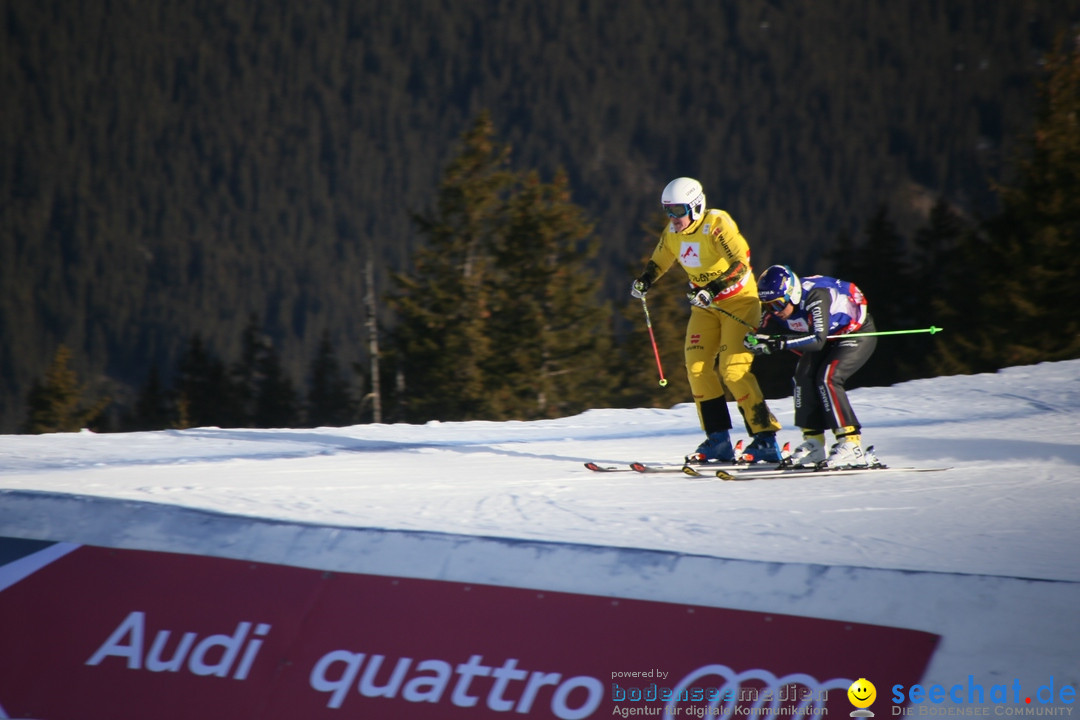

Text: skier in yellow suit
xmin=632 ymin=177 xmax=783 ymax=463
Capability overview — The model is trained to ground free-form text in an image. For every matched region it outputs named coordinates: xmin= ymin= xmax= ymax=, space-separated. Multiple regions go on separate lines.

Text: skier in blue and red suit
xmin=744 ymin=265 xmax=877 ymax=469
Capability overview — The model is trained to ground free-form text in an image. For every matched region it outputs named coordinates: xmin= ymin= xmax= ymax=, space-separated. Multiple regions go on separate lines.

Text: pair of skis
xmin=585 ymin=438 xmax=787 ymax=477
xmin=584 ymin=446 xmax=949 ymax=481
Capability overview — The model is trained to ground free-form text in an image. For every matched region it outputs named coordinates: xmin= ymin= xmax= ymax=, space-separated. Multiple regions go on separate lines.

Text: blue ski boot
xmin=686 ymin=430 xmax=736 ymax=464
xmin=744 ymin=432 xmax=783 ymax=463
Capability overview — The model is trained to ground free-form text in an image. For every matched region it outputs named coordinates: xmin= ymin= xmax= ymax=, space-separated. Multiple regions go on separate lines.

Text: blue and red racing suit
xmin=761 ymin=276 xmax=876 ymax=432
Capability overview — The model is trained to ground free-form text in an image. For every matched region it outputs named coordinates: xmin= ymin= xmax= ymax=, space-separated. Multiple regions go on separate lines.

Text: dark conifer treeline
xmin=23 ymin=317 xmax=364 ymax=432
xmin=3 ymin=1 xmax=1077 ymax=432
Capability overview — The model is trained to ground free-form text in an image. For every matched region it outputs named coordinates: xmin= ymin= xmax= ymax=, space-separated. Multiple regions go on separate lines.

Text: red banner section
xmin=0 ymin=539 xmax=938 ymax=719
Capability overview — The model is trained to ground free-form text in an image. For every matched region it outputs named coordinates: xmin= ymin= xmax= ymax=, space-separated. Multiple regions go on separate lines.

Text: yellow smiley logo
xmin=848 ymin=678 xmax=877 ymax=709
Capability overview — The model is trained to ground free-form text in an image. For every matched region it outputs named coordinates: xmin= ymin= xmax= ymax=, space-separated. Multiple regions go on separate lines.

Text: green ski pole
xmin=827 ymin=326 xmax=943 ymax=340
xmin=743 ymin=326 xmax=944 ymax=351
xmin=721 ymin=301 xmax=943 ymax=341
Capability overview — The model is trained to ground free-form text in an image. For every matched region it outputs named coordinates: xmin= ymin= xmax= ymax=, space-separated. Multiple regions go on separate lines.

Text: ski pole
xmin=716 ymin=296 xmax=943 ymax=342
xmin=828 ymin=326 xmax=943 ymax=340
xmin=745 ymin=324 xmax=944 ymax=351
xmin=716 ymin=294 xmax=945 ymax=340
xmin=713 ymin=305 xmax=758 ymax=329
xmin=640 ymin=296 xmax=668 ymax=387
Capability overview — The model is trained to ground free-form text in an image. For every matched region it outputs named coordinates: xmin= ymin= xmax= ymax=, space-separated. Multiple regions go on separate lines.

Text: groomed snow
xmin=2 ymin=360 xmax=1078 ymax=582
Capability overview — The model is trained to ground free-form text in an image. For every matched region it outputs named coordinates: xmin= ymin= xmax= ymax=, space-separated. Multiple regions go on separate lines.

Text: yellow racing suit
xmin=645 ymin=209 xmax=781 ymax=436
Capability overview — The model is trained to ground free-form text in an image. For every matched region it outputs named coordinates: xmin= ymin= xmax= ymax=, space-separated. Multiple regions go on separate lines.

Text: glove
xmin=687 ymin=286 xmax=715 ymax=308
xmin=686 ymin=262 xmax=749 ymax=308
xmin=743 ymin=332 xmax=785 ymax=355
xmin=631 ymin=276 xmax=652 ymax=299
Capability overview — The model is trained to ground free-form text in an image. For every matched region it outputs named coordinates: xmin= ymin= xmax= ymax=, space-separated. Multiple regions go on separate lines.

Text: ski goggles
xmin=763 ymin=297 xmax=790 ymax=312
xmin=664 ymin=203 xmax=691 ymax=219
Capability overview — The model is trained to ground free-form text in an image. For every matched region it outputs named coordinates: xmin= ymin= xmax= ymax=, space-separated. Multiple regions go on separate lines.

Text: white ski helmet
xmin=661 ymin=177 xmax=707 ymax=222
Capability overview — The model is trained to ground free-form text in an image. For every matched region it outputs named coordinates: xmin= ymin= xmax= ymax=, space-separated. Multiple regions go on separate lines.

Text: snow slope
xmin=1 ymin=360 xmax=1078 ymax=711
xmin=2 ymin=361 xmax=1077 ymax=580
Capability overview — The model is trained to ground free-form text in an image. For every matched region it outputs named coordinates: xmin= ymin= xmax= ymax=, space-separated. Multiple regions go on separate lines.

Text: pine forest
xmin=2 ymin=0 xmax=1078 ymax=433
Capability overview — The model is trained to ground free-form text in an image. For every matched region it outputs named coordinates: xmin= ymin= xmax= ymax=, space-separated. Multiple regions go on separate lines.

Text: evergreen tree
xmin=306 ymin=331 xmax=357 ymax=427
xmin=912 ymin=199 xmax=971 ymax=312
xmin=825 ymin=228 xmax=861 ymax=284
xmin=908 ymin=198 xmax=973 ymax=378
xmin=485 ymin=170 xmax=619 ymax=419
xmin=827 ymin=205 xmax=915 ymax=387
xmin=388 ymin=112 xmax=513 ymax=422
xmin=221 ymin=314 xmax=302 ymax=428
xmin=231 ymin=315 xmax=265 ymax=427
xmin=924 ymin=228 xmax=1002 ymax=376
xmin=175 ymin=335 xmax=237 ymax=429
xmin=856 ymin=205 xmax=912 ymax=333
xmin=254 ymin=342 xmax=300 ymax=428
xmin=131 ymin=365 xmax=174 ymax=431
xmin=23 ymin=345 xmax=109 ymax=433
xmin=974 ymin=36 xmax=1080 ymax=367
xmin=390 ymin=115 xmax=626 ymax=421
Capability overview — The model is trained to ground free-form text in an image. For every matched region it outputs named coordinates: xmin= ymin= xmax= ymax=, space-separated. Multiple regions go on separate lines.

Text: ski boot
xmin=742 ymin=431 xmax=783 ymax=464
xmin=784 ymin=435 xmax=826 ymax=468
xmin=686 ymin=430 xmax=735 ymax=464
xmin=823 ymin=438 xmax=869 ymax=469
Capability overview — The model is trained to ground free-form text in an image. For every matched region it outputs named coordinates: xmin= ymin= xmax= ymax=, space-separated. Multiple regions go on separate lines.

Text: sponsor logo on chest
xmin=679 ymin=242 xmax=702 ymax=267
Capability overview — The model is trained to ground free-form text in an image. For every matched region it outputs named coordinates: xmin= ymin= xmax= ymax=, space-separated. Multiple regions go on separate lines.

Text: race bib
xmin=787 ymin=318 xmax=810 ymax=332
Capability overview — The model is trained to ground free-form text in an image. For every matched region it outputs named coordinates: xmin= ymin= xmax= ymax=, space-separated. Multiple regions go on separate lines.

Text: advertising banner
xmin=0 ymin=537 xmax=938 ymax=719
